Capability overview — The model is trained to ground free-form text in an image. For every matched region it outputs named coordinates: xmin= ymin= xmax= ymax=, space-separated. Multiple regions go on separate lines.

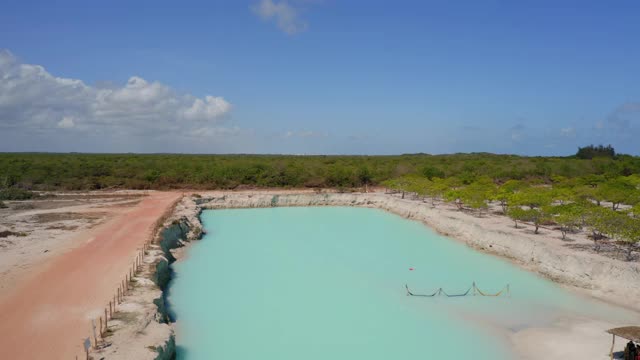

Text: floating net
xmin=405 ymin=282 xmax=510 ymax=298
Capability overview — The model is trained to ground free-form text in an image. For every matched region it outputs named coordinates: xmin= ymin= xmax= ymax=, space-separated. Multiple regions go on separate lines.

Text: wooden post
xmin=610 ymin=334 xmax=615 ymax=360
xmin=92 ymin=320 xmax=98 ymax=348
xmin=104 ymin=308 xmax=108 ymax=330
xmin=117 ymin=287 xmax=120 ymax=303
xmin=99 ymin=317 xmax=103 ymax=338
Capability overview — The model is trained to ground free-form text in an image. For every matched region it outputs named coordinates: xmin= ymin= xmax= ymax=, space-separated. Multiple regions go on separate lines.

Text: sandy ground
xmin=0 ymin=191 xmax=180 ymax=360
xmin=0 ymin=192 xmax=147 ymax=298
xmin=512 ymin=317 xmax=629 ymax=360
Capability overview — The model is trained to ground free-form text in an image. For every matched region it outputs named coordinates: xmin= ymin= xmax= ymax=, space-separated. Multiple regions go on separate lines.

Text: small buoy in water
xmin=409 ymin=267 xmax=414 ymax=271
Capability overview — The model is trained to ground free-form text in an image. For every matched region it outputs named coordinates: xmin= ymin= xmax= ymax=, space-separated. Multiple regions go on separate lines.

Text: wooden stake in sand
xmin=104 ymin=308 xmax=108 ymax=331
xmin=91 ymin=319 xmax=97 ymax=347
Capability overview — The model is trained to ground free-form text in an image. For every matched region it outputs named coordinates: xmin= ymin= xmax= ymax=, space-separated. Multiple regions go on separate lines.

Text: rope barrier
xmin=406 ymin=282 xmax=510 ymax=298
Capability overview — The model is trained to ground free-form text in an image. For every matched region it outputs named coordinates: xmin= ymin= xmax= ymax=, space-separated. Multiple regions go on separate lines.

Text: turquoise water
xmin=169 ymin=207 xmax=631 ymax=359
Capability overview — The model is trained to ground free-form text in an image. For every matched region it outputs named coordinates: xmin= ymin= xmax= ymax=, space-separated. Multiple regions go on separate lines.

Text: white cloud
xmin=0 ymin=49 xmax=232 ymax=139
xmin=251 ymin=0 xmax=308 ymax=35
xmin=57 ymin=116 xmax=75 ymax=129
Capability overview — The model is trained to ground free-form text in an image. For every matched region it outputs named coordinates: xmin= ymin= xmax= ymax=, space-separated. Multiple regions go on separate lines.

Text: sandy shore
xmin=0 ymin=191 xmax=181 ymax=359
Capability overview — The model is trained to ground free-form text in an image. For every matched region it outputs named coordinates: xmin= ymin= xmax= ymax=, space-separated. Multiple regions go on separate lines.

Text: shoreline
xmin=99 ymin=190 xmax=640 ymax=359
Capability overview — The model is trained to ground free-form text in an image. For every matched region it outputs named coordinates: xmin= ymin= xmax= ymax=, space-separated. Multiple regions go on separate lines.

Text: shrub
xmin=0 ymin=188 xmax=36 ymax=201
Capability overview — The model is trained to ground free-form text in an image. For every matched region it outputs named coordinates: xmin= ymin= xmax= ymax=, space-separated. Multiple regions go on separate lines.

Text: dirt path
xmin=0 ymin=191 xmax=181 ymax=359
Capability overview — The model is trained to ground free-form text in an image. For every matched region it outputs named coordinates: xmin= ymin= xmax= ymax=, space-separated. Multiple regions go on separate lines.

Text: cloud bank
xmin=0 ymin=50 xmax=232 ymax=140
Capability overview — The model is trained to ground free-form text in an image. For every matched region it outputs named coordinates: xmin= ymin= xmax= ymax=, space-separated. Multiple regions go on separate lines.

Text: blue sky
xmin=1 ymin=0 xmax=639 ymax=155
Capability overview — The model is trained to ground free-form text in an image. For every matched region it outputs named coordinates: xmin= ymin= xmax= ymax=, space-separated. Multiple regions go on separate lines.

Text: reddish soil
xmin=0 ymin=192 xmax=181 ymax=359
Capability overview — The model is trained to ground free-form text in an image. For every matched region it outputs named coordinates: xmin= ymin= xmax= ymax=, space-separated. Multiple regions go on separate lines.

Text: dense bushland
xmin=1 ymin=151 xmax=639 ymax=191
xmin=1 ymin=150 xmax=638 ymax=259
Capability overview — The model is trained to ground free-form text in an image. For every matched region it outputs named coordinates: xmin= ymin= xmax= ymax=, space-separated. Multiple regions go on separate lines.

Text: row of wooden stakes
xmin=78 ymin=241 xmax=153 ymax=360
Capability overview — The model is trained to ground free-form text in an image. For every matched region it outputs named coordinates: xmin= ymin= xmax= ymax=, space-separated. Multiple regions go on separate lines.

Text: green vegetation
xmin=575 ymin=144 xmax=616 ymax=159
xmin=0 ymin=147 xmax=639 ymax=261
xmin=383 ymin=174 xmax=640 ymax=260
xmin=1 ymin=150 xmax=640 ymax=191
xmin=0 ymin=187 xmax=36 ymax=201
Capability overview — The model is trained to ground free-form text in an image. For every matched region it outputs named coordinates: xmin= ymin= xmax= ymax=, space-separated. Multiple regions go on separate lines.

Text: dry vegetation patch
xmin=29 ymin=212 xmax=106 ymax=224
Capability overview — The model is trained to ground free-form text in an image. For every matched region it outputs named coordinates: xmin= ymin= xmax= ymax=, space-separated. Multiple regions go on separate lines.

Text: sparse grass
xmin=45 ymin=224 xmax=79 ymax=231
xmin=31 ymin=212 xmax=103 ymax=223
xmin=0 ymin=230 xmax=27 ymax=238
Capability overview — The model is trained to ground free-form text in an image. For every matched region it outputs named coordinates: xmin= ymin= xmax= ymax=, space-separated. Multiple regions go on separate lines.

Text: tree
xmin=405 ymin=176 xmax=430 ymax=200
xmin=381 ymin=177 xmax=411 ymax=198
xmin=616 ymin=215 xmax=640 ymax=261
xmin=597 ymin=177 xmax=638 ymax=210
xmin=357 ymin=166 xmax=372 ymax=192
xmin=459 ymin=178 xmax=496 ymax=216
xmin=507 ymin=187 xmax=553 ymax=234
xmin=424 ymin=178 xmax=448 ymax=207
xmin=550 ymin=203 xmax=584 ymax=240
xmin=509 ymin=187 xmax=553 ymax=210
xmin=445 ymin=188 xmax=465 ymax=211
xmin=507 ymin=206 xmax=551 ymax=233
xmin=576 ymin=144 xmax=615 ymax=159
xmin=584 ymin=206 xmax=619 ymax=252
xmin=495 ymin=180 xmax=526 ymax=214
xmin=507 ymin=207 xmax=528 ymax=228
xmin=573 ymin=185 xmax=603 ymax=206
xmin=421 ymin=165 xmax=445 ymax=180
xmin=551 ymin=187 xmax=574 ymax=205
